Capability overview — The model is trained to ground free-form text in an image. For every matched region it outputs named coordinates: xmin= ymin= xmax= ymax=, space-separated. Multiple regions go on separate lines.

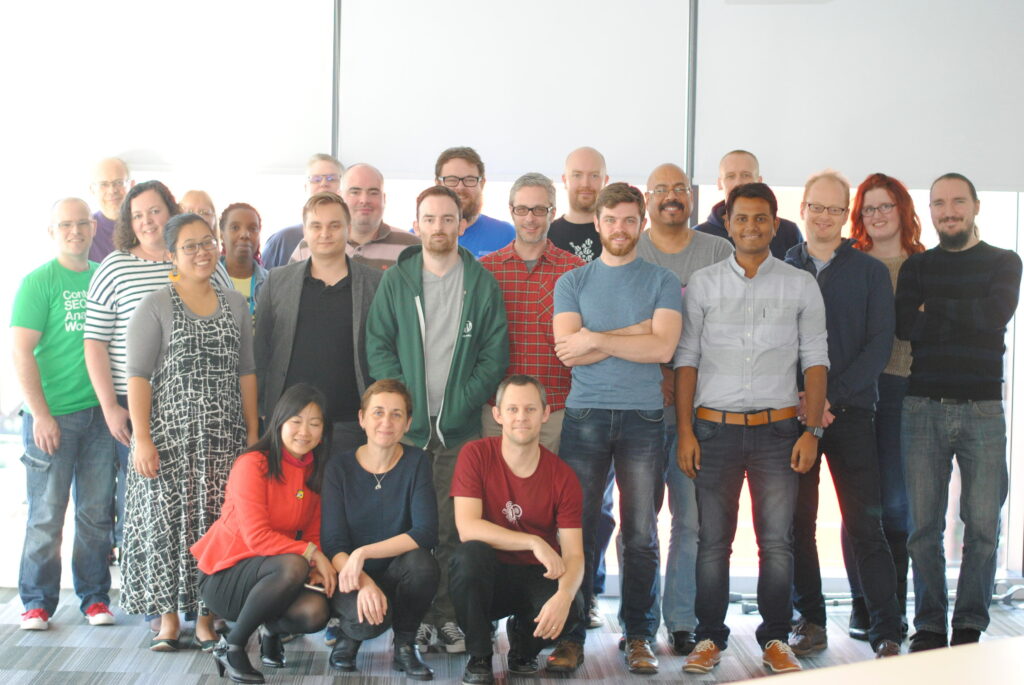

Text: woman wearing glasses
xmin=845 ymin=173 xmax=925 ymax=640
xmin=120 ymin=213 xmax=258 ymax=651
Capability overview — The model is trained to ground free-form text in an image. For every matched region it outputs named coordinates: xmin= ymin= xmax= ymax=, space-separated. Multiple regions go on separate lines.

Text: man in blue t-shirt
xmin=553 ymin=182 xmax=683 ymax=675
xmin=434 ymin=146 xmax=514 ymax=259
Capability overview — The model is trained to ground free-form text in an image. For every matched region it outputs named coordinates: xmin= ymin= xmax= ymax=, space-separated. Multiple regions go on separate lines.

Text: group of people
xmin=12 ymin=144 xmax=1019 ymax=683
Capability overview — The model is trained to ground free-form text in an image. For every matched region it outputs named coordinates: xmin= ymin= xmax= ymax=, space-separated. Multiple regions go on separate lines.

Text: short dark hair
xmin=360 ymin=378 xmax=413 ymax=416
xmin=726 ymin=182 xmax=778 ymax=219
xmin=931 ymin=172 xmax=978 ymax=202
xmin=248 ymin=383 xmax=330 ymax=493
xmin=302 ymin=191 xmax=350 ymax=226
xmin=219 ymin=202 xmax=263 ymax=261
xmin=115 ymin=180 xmax=180 ymax=252
xmin=595 ymin=182 xmax=645 ymax=219
xmin=163 ymin=213 xmax=211 ymax=253
xmin=434 ymin=146 xmax=484 ymax=179
xmin=416 ymin=185 xmax=462 ymax=221
xmin=495 ymin=374 xmax=548 ymax=409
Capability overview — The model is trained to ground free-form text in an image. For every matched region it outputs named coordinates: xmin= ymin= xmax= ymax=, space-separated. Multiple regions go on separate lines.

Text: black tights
xmin=200 ymin=554 xmax=329 ymax=647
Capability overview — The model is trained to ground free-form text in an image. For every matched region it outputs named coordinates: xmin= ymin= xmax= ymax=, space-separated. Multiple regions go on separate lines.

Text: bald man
xmin=289 ymin=163 xmax=418 ymax=270
xmin=89 ymin=158 xmax=133 ymax=262
xmin=549 ymin=147 xmax=609 ymax=262
xmin=637 ymin=164 xmax=732 ymax=655
xmin=694 ymin=150 xmax=802 ymax=259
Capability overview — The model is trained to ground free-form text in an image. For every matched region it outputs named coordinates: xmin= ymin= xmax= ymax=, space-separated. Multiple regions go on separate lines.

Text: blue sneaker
xmin=324 ymin=618 xmax=341 ymax=647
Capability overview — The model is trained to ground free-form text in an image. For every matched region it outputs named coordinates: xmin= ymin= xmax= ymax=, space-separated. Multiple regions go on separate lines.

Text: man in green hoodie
xmin=366 ymin=185 xmax=509 ymax=655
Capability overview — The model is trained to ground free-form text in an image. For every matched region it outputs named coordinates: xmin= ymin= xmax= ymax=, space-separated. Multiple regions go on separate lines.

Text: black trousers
xmin=449 ymin=540 xmax=584 ymax=658
xmin=329 ymin=547 xmax=438 ymax=642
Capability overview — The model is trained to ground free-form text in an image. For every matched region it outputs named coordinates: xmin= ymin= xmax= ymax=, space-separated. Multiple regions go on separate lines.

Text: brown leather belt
xmin=696 ymin=406 xmax=798 ymax=426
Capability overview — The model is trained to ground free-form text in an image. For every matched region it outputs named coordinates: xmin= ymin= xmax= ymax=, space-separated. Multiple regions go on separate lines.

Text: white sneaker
xmin=438 ymin=621 xmax=466 ymax=653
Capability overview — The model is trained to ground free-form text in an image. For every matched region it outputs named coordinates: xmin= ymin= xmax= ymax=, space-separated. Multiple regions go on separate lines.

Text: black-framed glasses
xmin=308 ymin=174 xmax=339 ymax=184
xmin=650 ymin=185 xmax=691 ymax=195
xmin=860 ymin=203 xmax=896 ymax=217
xmin=178 ymin=237 xmax=219 ymax=255
xmin=439 ymin=175 xmax=481 ymax=188
xmin=804 ymin=202 xmax=848 ymax=216
xmin=511 ymin=205 xmax=553 ymax=217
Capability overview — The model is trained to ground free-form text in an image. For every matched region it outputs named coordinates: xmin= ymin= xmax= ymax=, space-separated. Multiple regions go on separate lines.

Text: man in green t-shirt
xmin=11 ymin=198 xmax=117 ymax=631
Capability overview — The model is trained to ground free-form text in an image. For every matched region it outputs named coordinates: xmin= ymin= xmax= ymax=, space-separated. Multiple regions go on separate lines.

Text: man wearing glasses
xmin=695 ymin=150 xmax=802 ymax=259
xmin=637 ymin=164 xmax=732 ymax=658
xmin=262 ymin=153 xmax=345 ymax=268
xmin=784 ymin=171 xmax=903 ymax=660
xmin=479 ymin=173 xmax=584 ymax=453
xmin=89 ymin=157 xmax=133 ymax=262
xmin=434 ymin=146 xmax=514 ymax=259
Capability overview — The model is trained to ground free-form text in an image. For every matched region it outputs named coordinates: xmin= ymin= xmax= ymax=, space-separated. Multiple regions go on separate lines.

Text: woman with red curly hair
xmin=843 ymin=173 xmax=925 ymax=641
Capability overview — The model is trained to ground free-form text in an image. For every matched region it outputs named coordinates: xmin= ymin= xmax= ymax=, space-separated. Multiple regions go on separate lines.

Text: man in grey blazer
xmin=255 ymin=191 xmax=382 ymax=456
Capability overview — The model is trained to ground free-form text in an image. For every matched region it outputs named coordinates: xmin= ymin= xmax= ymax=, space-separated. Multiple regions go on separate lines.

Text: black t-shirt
xmin=284 ymin=266 xmax=360 ymax=422
xmin=549 ymin=216 xmax=601 ymax=262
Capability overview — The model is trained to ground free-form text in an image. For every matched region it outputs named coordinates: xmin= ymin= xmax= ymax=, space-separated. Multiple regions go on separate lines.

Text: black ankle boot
xmin=848 ymin=597 xmax=869 ymax=641
xmin=258 ymin=627 xmax=285 ymax=668
xmin=213 ymin=637 xmax=265 ymax=684
xmin=393 ymin=642 xmax=434 ymax=680
xmin=329 ymin=636 xmax=362 ymax=671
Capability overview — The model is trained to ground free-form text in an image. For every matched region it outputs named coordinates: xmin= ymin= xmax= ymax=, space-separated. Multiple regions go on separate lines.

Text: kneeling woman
xmin=322 ymin=379 xmax=439 ymax=680
xmin=192 ymin=384 xmax=336 ymax=684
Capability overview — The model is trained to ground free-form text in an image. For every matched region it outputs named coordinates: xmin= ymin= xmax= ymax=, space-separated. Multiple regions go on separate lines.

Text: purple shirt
xmin=89 ymin=211 xmax=117 ymax=263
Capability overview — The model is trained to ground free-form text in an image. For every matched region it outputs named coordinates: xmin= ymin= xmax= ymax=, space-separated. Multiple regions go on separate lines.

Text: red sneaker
xmin=21 ymin=608 xmax=50 ymax=630
xmin=84 ymin=603 xmax=115 ymax=626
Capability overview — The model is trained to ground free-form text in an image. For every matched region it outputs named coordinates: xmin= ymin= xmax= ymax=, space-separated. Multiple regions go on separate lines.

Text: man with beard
xmin=695 ymin=150 xmax=802 ymax=259
xmin=549 ymin=147 xmax=609 ymax=262
xmin=366 ymin=185 xmax=508 ymax=655
xmin=479 ymin=173 xmax=583 ymax=450
xmin=434 ymin=147 xmax=514 ymax=259
xmin=895 ymin=172 xmax=1021 ymax=652
xmin=553 ymin=183 xmax=682 ymax=675
xmin=89 ymin=158 xmax=133 ymax=262
xmin=636 ymin=164 xmax=732 ymax=657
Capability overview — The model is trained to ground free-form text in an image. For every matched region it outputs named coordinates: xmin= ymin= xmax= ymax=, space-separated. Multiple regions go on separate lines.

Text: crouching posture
xmin=450 ymin=375 xmax=585 ymax=685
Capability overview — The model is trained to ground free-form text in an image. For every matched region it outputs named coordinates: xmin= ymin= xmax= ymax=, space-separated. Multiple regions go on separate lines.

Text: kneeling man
xmin=450 ymin=375 xmax=585 ymax=685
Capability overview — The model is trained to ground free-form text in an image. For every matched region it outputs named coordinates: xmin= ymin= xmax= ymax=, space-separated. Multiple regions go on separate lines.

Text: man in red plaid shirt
xmin=479 ymin=172 xmax=584 ymax=451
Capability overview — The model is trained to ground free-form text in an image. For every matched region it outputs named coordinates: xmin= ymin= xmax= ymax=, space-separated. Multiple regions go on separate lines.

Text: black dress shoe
xmin=258 ymin=629 xmax=285 ymax=668
xmin=393 ymin=643 xmax=434 ymax=680
xmin=908 ymin=629 xmax=948 ymax=652
xmin=670 ymin=630 xmax=698 ymax=656
xmin=329 ymin=636 xmax=362 ymax=671
xmin=951 ymin=628 xmax=981 ymax=645
xmin=848 ymin=597 xmax=869 ymax=641
xmin=213 ymin=637 xmax=265 ymax=684
xmin=462 ymin=654 xmax=494 ymax=685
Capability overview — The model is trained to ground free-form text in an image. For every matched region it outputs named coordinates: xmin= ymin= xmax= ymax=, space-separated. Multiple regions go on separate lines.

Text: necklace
xmin=372 ymin=472 xmax=386 ymax=490
xmin=365 ymin=446 xmax=400 ymax=490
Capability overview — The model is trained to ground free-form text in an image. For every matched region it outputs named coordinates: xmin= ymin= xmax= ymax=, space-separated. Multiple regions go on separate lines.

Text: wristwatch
xmin=805 ymin=426 xmax=824 ymax=439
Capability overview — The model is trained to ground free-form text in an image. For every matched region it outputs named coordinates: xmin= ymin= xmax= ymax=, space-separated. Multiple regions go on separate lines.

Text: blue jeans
xmin=663 ymin=426 xmax=698 ymax=632
xmin=692 ymin=417 xmax=800 ymax=650
xmin=19 ymin=407 xmax=117 ymax=615
xmin=592 ymin=468 xmax=616 ymax=597
xmin=560 ymin=407 xmax=666 ymax=642
xmin=903 ymin=396 xmax=1008 ymax=634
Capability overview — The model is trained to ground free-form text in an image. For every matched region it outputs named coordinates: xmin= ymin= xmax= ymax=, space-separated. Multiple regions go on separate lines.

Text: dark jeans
xmin=692 ymin=416 xmax=800 ymax=650
xmin=842 ymin=374 xmax=910 ymax=611
xmin=559 ymin=407 xmax=666 ymax=642
xmin=792 ymin=407 xmax=901 ymax=646
xmin=330 ymin=548 xmax=439 ymax=642
xmin=449 ymin=541 xmax=583 ymax=658
xmin=593 ymin=468 xmax=616 ymax=597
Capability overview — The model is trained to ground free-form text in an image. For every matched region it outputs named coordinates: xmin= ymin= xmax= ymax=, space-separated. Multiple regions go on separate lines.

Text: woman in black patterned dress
xmin=121 ymin=213 xmax=259 ymax=650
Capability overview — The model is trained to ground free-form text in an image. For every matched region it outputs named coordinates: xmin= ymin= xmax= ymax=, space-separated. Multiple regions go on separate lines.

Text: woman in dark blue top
xmin=321 ymin=379 xmax=438 ymax=680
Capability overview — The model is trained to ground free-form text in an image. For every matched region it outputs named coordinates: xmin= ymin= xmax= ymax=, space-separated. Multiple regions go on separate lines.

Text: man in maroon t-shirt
xmin=450 ymin=375 xmax=585 ymax=684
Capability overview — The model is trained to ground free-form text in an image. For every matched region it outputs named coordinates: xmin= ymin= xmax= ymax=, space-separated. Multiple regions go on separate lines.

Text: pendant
xmin=375 ymin=483 xmax=382 ymax=490
xmin=296 ymin=489 xmax=304 ymax=499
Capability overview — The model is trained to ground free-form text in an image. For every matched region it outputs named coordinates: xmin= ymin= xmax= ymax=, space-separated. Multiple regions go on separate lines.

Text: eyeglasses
xmin=178 ymin=237 xmax=219 ymax=255
xmin=860 ymin=203 xmax=896 ymax=217
xmin=308 ymin=174 xmax=339 ymax=185
xmin=95 ymin=179 xmax=129 ymax=191
xmin=186 ymin=208 xmax=215 ymax=218
xmin=55 ymin=220 xmax=92 ymax=230
xmin=439 ymin=175 xmax=481 ymax=188
xmin=649 ymin=185 xmax=691 ymax=195
xmin=804 ymin=202 xmax=848 ymax=216
xmin=511 ymin=205 xmax=553 ymax=217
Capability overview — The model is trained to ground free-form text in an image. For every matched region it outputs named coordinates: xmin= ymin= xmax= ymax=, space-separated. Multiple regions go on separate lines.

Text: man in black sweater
xmin=896 ymin=173 xmax=1022 ymax=653
xmin=784 ymin=170 xmax=902 ymax=660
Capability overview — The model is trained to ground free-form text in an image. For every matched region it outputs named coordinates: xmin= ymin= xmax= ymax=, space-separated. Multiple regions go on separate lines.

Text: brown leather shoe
xmin=545 ymin=640 xmax=584 ymax=673
xmin=624 ymin=638 xmax=659 ymax=674
xmin=762 ymin=639 xmax=801 ymax=673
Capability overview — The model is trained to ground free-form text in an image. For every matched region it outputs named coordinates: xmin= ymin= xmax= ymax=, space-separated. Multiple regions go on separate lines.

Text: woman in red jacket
xmin=191 ymin=383 xmax=336 ymax=684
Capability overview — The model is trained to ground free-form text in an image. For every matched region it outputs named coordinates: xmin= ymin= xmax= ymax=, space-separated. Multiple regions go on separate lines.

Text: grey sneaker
xmin=788 ymin=619 xmax=827 ymax=656
xmin=438 ymin=621 xmax=466 ymax=653
xmin=415 ymin=623 xmax=436 ymax=652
